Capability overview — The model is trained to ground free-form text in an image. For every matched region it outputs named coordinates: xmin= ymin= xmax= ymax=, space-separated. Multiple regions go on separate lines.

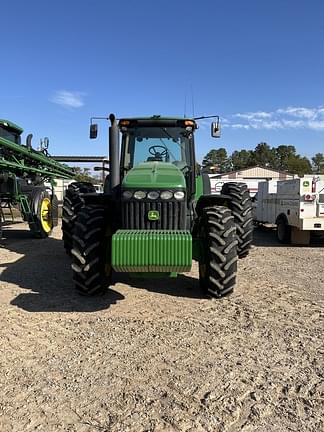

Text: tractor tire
xmin=221 ymin=182 xmax=253 ymax=258
xmin=276 ymin=217 xmax=291 ymax=244
xmin=71 ymin=204 xmax=112 ymax=295
xmin=198 ymin=206 xmax=238 ymax=298
xmin=62 ymin=182 xmax=96 ymax=255
xmin=28 ymin=187 xmax=54 ymax=238
xmin=51 ymin=193 xmax=59 ymax=227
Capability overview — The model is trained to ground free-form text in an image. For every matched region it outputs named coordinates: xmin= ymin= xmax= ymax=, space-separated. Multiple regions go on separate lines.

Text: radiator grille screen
xmin=122 ymin=200 xmax=186 ymax=230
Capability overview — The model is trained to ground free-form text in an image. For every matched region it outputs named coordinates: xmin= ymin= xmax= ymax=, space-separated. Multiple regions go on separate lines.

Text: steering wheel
xmin=148 ymin=145 xmax=168 ymax=157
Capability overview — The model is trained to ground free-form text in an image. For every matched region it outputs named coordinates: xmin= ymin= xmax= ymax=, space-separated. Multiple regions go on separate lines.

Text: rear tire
xmin=62 ymin=182 xmax=96 ymax=255
xmin=198 ymin=206 xmax=238 ymax=298
xmin=277 ymin=218 xmax=291 ymax=244
xmin=221 ymin=182 xmax=253 ymax=258
xmin=71 ymin=205 xmax=112 ymax=295
xmin=28 ymin=188 xmax=54 ymax=238
xmin=51 ymin=194 xmax=59 ymax=227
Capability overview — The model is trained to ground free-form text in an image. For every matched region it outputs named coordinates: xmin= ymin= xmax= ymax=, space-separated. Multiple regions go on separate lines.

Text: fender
xmin=195 ymin=193 xmax=232 ymax=217
xmin=191 ymin=193 xmax=232 ymax=236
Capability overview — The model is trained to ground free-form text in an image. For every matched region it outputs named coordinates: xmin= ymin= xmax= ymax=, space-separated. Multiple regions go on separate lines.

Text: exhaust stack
xmin=109 ymin=113 xmax=120 ymax=191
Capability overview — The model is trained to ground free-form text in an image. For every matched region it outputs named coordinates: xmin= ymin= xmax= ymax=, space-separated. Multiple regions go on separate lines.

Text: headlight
xmin=160 ymin=190 xmax=173 ymax=200
xmin=122 ymin=190 xmax=133 ymax=199
xmin=147 ymin=191 xmax=159 ymax=200
xmin=174 ymin=191 xmax=185 ymax=200
xmin=133 ymin=190 xmax=146 ymax=200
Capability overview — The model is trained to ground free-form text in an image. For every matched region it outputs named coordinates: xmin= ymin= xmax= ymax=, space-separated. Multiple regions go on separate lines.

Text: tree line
xmin=73 ymin=166 xmax=101 ymax=183
xmin=201 ymin=143 xmax=324 ymax=176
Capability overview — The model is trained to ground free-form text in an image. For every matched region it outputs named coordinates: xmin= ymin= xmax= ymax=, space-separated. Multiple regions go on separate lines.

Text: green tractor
xmin=62 ymin=114 xmax=253 ymax=297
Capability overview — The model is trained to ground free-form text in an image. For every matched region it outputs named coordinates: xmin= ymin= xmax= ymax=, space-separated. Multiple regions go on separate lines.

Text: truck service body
xmin=256 ymin=176 xmax=324 ymax=244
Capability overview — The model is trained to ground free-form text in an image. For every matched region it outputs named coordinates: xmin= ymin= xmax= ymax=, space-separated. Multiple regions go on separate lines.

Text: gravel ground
xmin=0 ymin=222 xmax=323 ymax=432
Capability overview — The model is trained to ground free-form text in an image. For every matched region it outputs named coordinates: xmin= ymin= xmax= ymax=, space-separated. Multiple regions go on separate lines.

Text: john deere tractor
xmin=62 ymin=114 xmax=253 ymax=297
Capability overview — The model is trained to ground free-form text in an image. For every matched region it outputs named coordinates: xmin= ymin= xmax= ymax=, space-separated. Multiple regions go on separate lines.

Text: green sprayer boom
xmin=0 ymin=120 xmax=74 ymax=180
xmin=0 ymin=119 xmax=74 ymax=238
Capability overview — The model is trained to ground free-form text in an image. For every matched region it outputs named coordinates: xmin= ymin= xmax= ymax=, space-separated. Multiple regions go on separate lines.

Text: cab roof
xmin=118 ymin=115 xmax=197 ymax=128
xmin=0 ymin=119 xmax=23 ymax=134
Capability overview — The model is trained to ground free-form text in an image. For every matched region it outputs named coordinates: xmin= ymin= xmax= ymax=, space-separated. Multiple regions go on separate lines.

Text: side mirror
xmin=211 ymin=120 xmax=221 ymax=138
xmin=90 ymin=124 xmax=98 ymax=139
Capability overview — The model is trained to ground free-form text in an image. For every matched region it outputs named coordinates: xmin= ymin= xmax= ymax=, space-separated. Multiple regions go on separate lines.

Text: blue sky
xmin=1 ymin=0 xmax=323 ymax=163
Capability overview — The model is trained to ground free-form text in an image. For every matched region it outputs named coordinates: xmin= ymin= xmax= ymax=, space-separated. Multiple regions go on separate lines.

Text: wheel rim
xmin=40 ymin=198 xmax=52 ymax=233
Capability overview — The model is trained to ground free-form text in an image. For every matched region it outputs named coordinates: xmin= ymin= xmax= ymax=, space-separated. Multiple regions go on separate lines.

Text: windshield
xmin=122 ymin=126 xmax=192 ymax=171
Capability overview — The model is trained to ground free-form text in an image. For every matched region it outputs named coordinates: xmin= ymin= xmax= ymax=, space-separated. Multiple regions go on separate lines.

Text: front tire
xmin=71 ymin=205 xmax=112 ymax=295
xmin=62 ymin=182 xmax=96 ymax=254
xmin=198 ymin=206 xmax=238 ymax=298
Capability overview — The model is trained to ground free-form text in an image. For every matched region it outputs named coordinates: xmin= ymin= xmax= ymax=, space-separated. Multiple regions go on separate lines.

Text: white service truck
xmin=255 ymin=175 xmax=324 ymax=244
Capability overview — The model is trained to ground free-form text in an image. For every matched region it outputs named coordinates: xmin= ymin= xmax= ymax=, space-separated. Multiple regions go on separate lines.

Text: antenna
xmin=191 ymin=85 xmax=195 ymax=118
xmin=184 ymin=93 xmax=187 ymax=117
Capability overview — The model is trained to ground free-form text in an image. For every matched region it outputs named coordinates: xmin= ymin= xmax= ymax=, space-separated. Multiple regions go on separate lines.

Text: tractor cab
xmin=119 ymin=117 xmax=196 ymax=168
xmin=119 ymin=117 xmax=197 ymax=200
xmin=0 ymin=120 xmax=23 ymax=145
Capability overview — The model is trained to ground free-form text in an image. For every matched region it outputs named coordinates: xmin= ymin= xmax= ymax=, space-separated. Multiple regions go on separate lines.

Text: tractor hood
xmin=122 ymin=162 xmax=186 ymax=189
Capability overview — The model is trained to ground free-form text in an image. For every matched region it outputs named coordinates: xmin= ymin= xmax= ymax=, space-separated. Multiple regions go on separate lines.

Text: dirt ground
xmin=0 ymin=222 xmax=323 ymax=432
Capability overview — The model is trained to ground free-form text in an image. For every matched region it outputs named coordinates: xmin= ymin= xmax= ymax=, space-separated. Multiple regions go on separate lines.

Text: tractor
xmin=62 ymin=114 xmax=253 ymax=297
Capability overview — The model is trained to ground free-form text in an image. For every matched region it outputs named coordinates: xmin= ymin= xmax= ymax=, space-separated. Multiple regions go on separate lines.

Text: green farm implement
xmin=0 ymin=119 xmax=74 ymax=237
xmin=62 ymin=114 xmax=253 ymax=298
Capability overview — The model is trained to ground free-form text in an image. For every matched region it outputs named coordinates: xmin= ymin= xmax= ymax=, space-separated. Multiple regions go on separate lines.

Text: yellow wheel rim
xmin=40 ymin=197 xmax=52 ymax=233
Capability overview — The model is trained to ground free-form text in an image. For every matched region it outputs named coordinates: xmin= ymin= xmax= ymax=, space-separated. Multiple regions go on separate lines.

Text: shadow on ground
xmin=252 ymin=225 xmax=324 ymax=247
xmin=1 ymin=228 xmax=124 ymax=313
xmin=115 ymin=272 xmax=205 ymax=300
xmin=1 ymin=226 xmax=206 ymax=313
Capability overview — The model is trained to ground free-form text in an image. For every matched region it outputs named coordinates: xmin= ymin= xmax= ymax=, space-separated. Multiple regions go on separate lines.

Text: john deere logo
xmin=148 ymin=210 xmax=159 ymax=221
xmin=303 ymin=180 xmax=310 ymax=187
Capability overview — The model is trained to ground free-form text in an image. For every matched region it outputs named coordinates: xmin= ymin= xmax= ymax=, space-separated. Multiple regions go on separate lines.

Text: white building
xmin=47 ymin=179 xmax=103 ymax=202
xmin=45 ymin=179 xmax=74 ymax=202
xmin=209 ymin=165 xmax=295 ymax=197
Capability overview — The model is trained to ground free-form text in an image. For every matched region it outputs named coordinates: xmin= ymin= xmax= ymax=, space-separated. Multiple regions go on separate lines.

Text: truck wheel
xmin=198 ymin=206 xmax=238 ymax=298
xmin=29 ymin=188 xmax=54 ymax=238
xmin=71 ymin=205 xmax=112 ymax=295
xmin=277 ymin=218 xmax=291 ymax=244
xmin=62 ymin=182 xmax=96 ymax=255
xmin=221 ymin=182 xmax=253 ymax=258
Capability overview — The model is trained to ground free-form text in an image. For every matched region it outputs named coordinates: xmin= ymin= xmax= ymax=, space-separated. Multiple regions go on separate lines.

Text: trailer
xmin=255 ymin=176 xmax=324 ymax=244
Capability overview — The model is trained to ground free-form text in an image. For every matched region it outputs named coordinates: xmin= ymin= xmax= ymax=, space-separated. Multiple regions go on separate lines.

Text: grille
xmin=122 ymin=200 xmax=186 ymax=230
